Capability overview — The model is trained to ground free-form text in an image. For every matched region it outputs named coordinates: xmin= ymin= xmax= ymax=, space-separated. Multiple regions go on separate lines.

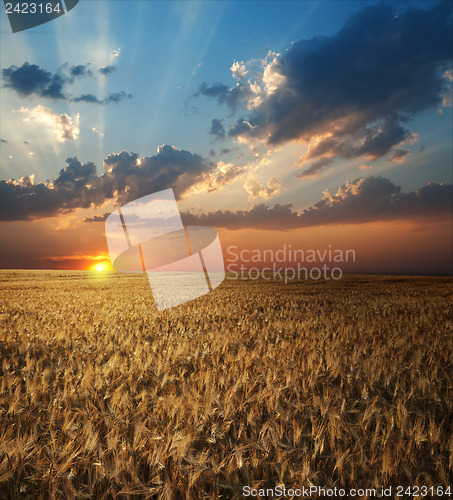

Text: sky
xmin=0 ymin=0 xmax=452 ymax=274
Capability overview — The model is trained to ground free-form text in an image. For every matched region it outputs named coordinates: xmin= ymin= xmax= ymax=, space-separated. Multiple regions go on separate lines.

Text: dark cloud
xmin=0 ymin=146 xmax=216 ymax=221
xmin=181 ymin=177 xmax=453 ymax=230
xmin=197 ymin=82 xmax=228 ymax=99
xmin=102 ymin=145 xmax=214 ymax=205
xmin=356 ymin=118 xmax=409 ymax=159
xmin=2 ymin=62 xmax=65 ymax=99
xmin=299 ymin=117 xmax=411 ymax=164
xmin=2 ymin=62 xmax=51 ymax=96
xmin=228 ymin=118 xmax=253 ymax=138
xmin=72 ymin=91 xmax=131 ymax=105
xmin=2 ymin=62 xmax=130 ymax=104
xmin=300 ymin=177 xmax=453 ymax=226
xmin=99 ymin=65 xmax=116 ymax=76
xmin=0 ymin=158 xmax=104 ymax=221
xmin=181 ymin=203 xmax=301 ymax=231
xmin=71 ymin=94 xmax=99 ymax=104
xmin=1 ymin=139 xmax=8 ymax=143
xmin=83 ymin=213 xmax=110 ymax=223
xmin=197 ymin=82 xmax=252 ymax=110
xmin=40 ymin=73 xmax=66 ymax=99
xmin=201 ymin=2 xmax=452 ymax=172
xmin=297 ymin=157 xmax=333 ymax=178
xmin=210 ymin=118 xmax=225 ymax=140
xmin=68 ymin=64 xmax=92 ymax=79
xmin=103 ymin=91 xmax=132 ymax=104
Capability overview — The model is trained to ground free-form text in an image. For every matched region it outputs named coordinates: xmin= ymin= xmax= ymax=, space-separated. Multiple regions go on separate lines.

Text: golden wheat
xmin=0 ymin=270 xmax=452 ymax=499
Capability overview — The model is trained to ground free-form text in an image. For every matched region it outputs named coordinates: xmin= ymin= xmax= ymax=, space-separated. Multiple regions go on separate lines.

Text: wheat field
xmin=0 ymin=270 xmax=452 ymax=499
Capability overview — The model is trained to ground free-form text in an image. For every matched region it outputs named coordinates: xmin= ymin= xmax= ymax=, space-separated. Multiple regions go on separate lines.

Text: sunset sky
xmin=0 ymin=0 xmax=452 ymax=274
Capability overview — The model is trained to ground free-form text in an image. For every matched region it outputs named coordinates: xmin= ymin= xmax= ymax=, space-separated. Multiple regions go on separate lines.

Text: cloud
xmin=297 ymin=157 xmax=333 ymax=178
xmin=1 ymin=139 xmax=8 ymax=143
xmin=83 ymin=213 xmax=110 ymax=223
xmin=181 ymin=203 xmax=301 ymax=230
xmin=19 ymin=105 xmax=79 ymax=142
xmin=296 ymin=117 xmax=411 ymax=166
xmin=231 ymin=60 xmax=248 ymax=80
xmin=190 ymin=161 xmax=244 ymax=195
xmin=99 ymin=65 xmax=116 ymax=76
xmin=181 ymin=177 xmax=452 ymax=230
xmin=0 ymin=159 xmax=103 ymax=221
xmin=102 ymin=145 xmax=218 ymax=205
xmin=2 ymin=61 xmax=130 ymax=104
xmin=209 ymin=118 xmax=225 ymax=140
xmin=197 ymin=51 xmax=280 ymax=112
xmin=197 ymin=82 xmax=228 ymax=99
xmin=196 ymin=82 xmax=253 ymax=110
xmin=68 ymin=64 xmax=92 ymax=79
xmin=3 ymin=62 xmax=65 ymax=98
xmin=0 ymin=146 xmax=225 ymax=221
xmin=300 ymin=177 xmax=453 ymax=225
xmin=244 ymin=176 xmax=281 ymax=201
xmin=199 ymin=2 xmax=452 ymax=174
xmin=72 ymin=91 xmax=131 ymax=105
xmin=387 ymin=149 xmax=411 ymax=163
xmin=105 ymin=91 xmax=131 ymax=104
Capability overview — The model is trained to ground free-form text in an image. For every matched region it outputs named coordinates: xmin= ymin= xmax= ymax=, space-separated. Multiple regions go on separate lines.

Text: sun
xmin=90 ymin=259 xmax=113 ymax=272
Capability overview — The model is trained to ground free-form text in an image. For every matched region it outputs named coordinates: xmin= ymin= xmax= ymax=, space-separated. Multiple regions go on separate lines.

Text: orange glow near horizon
xmin=1 ymin=216 xmax=451 ymax=275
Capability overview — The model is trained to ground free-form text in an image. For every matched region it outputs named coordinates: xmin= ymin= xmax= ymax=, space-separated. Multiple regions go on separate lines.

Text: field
xmin=0 ymin=270 xmax=452 ymax=499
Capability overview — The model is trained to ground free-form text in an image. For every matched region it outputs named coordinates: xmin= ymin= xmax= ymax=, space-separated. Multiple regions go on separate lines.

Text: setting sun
xmin=90 ymin=259 xmax=113 ymax=272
